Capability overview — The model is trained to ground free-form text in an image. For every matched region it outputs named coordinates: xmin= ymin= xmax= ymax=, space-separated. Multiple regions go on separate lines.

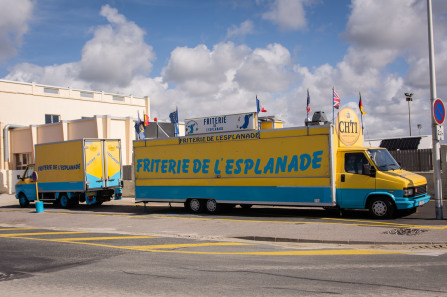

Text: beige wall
xmin=0 ymin=80 xmax=149 ymax=127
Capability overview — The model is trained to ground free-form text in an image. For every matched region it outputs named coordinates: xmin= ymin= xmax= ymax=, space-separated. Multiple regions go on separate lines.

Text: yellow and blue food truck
xmin=134 ymin=108 xmax=430 ymax=219
xmin=15 ymin=139 xmax=123 ymax=208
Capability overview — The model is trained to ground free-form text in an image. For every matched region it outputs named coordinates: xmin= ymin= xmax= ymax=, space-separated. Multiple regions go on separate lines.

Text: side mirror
xmin=17 ymin=174 xmax=21 ymax=180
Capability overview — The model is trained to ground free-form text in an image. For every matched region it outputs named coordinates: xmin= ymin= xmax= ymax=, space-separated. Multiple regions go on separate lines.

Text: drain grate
xmin=383 ymin=228 xmax=428 ymax=236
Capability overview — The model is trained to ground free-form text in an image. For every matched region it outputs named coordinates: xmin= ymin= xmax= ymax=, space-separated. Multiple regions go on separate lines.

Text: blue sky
xmin=1 ymin=0 xmax=447 ymax=140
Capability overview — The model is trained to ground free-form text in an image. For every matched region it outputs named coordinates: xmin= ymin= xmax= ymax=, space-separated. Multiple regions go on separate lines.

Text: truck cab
xmin=336 ymin=147 xmax=429 ymax=219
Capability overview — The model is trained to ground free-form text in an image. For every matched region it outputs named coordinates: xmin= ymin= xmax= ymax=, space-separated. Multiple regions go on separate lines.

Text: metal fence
xmin=388 ymin=149 xmax=434 ymax=172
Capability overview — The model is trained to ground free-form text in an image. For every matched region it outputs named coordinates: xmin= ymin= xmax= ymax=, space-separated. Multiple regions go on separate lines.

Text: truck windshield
xmin=367 ymin=149 xmax=400 ymax=171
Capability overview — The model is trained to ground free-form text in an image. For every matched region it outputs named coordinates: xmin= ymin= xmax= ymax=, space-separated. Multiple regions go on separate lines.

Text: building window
xmin=45 ymin=114 xmax=60 ymax=124
xmin=14 ymin=153 xmax=32 ymax=170
xmin=113 ymin=96 xmax=124 ymax=101
xmin=44 ymin=87 xmax=59 ymax=94
xmin=80 ymin=92 xmax=93 ymax=98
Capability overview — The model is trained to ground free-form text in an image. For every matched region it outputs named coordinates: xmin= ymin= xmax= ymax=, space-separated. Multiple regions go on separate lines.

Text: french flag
xmin=256 ymin=97 xmax=267 ymax=113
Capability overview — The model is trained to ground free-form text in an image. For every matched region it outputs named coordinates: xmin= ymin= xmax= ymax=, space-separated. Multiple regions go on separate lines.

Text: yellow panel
xmin=35 ymin=141 xmax=84 ymax=183
xmin=106 ymin=140 xmax=121 ymax=178
xmin=135 ymin=127 xmax=331 ymax=187
xmin=85 ymin=140 xmax=104 ymax=179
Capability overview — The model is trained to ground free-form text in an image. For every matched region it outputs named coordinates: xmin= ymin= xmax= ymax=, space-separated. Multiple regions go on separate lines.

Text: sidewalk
xmin=1 ymin=194 xmax=446 ymax=245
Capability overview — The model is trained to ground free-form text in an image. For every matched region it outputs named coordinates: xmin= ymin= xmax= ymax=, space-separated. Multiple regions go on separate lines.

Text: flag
xmin=256 ymin=96 xmax=267 ymax=113
xmin=169 ymin=107 xmax=179 ymax=137
xmin=144 ymin=114 xmax=150 ymax=126
xmin=134 ymin=111 xmax=145 ymax=139
xmin=169 ymin=108 xmax=178 ymax=124
xmin=333 ymin=89 xmax=340 ymax=109
xmin=359 ymin=93 xmax=366 ymax=115
xmin=306 ymin=89 xmax=312 ymax=115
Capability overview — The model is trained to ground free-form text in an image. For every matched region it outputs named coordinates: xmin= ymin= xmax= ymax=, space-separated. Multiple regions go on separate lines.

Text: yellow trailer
xmin=134 ymin=108 xmax=430 ymax=219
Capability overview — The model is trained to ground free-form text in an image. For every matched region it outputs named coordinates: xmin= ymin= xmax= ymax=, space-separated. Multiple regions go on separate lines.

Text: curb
xmin=234 ymin=236 xmax=447 ymax=246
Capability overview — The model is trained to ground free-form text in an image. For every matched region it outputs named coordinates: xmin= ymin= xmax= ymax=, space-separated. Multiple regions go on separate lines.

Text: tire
xmin=18 ymin=193 xmax=29 ymax=208
xmin=185 ymin=198 xmax=204 ymax=213
xmin=240 ymin=204 xmax=253 ymax=209
xmin=205 ymin=199 xmax=220 ymax=214
xmin=59 ymin=193 xmax=70 ymax=209
xmin=369 ymin=197 xmax=395 ymax=219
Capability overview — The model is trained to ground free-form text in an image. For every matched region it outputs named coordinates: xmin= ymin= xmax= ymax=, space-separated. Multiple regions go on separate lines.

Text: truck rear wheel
xmin=205 ymin=199 xmax=220 ymax=214
xmin=18 ymin=193 xmax=30 ymax=208
xmin=59 ymin=193 xmax=70 ymax=209
xmin=369 ymin=197 xmax=394 ymax=219
xmin=185 ymin=198 xmax=203 ymax=213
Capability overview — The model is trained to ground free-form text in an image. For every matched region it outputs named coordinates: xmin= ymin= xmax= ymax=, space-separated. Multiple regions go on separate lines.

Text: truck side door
xmin=84 ymin=140 xmax=105 ymax=189
xmin=338 ymin=152 xmax=376 ymax=208
xmin=15 ymin=165 xmax=37 ymax=200
xmin=104 ymin=140 xmax=121 ymax=187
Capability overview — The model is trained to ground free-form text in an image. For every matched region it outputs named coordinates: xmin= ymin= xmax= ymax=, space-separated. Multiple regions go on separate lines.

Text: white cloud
xmin=226 ymin=20 xmax=254 ymax=39
xmin=78 ymin=4 xmax=155 ymax=87
xmin=0 ymin=0 xmax=33 ymax=62
xmin=262 ymin=0 xmax=308 ymax=31
xmin=5 ymin=4 xmax=156 ymax=92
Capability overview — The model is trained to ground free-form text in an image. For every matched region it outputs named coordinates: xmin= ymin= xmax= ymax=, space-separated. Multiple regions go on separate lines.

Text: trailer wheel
xmin=185 ymin=198 xmax=203 ymax=213
xmin=205 ymin=199 xmax=220 ymax=214
xmin=59 ymin=194 xmax=70 ymax=209
xmin=369 ymin=197 xmax=394 ymax=219
xmin=18 ymin=193 xmax=30 ymax=208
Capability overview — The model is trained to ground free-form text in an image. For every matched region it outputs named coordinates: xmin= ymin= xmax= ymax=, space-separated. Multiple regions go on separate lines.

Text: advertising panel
xmin=135 ymin=129 xmax=330 ymax=182
xmin=184 ymin=112 xmax=257 ymax=135
xmin=35 ymin=140 xmax=84 ymax=184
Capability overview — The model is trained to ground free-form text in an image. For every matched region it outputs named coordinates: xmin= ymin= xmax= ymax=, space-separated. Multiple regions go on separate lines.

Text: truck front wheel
xmin=369 ymin=197 xmax=394 ymax=219
xmin=18 ymin=193 xmax=30 ymax=208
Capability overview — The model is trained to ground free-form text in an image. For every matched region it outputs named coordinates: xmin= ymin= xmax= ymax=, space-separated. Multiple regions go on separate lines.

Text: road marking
xmin=121 ymin=249 xmax=407 ymax=256
xmin=51 ymin=236 xmax=158 ymax=241
xmin=2 ymin=208 xmax=446 ymax=230
xmin=124 ymin=242 xmax=251 ymax=250
xmin=0 ymin=228 xmax=411 ymax=256
xmin=0 ymin=231 xmax=88 ymax=237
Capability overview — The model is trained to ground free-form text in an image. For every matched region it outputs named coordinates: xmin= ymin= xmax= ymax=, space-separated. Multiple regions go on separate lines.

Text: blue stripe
xmin=38 ymin=181 xmax=84 ymax=192
xmin=136 ymin=185 xmax=332 ymax=204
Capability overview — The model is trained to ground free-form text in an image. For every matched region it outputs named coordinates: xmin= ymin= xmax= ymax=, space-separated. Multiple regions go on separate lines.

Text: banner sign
xmin=184 ymin=112 xmax=257 ymax=135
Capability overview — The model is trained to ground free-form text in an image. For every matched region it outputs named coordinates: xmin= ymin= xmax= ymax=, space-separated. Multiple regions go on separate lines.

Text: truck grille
xmin=414 ymin=184 xmax=427 ymax=196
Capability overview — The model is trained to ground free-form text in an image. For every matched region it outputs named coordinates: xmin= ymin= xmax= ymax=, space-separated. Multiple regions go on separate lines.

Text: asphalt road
xmin=0 ymin=226 xmax=446 ymax=296
xmin=1 ymin=195 xmax=447 ymax=296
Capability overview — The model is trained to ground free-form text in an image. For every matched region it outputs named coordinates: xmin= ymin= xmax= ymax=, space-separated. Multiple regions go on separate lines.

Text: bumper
xmin=395 ymin=194 xmax=431 ymax=210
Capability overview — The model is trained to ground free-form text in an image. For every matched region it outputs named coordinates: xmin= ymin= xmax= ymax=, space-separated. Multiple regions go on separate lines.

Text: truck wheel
xmin=205 ymin=199 xmax=220 ymax=214
xmin=185 ymin=198 xmax=203 ymax=213
xmin=18 ymin=193 xmax=30 ymax=208
xmin=369 ymin=197 xmax=394 ymax=219
xmin=59 ymin=194 xmax=70 ymax=209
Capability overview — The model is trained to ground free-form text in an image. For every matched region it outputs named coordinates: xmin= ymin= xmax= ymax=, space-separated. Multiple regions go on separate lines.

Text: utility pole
xmin=427 ymin=0 xmax=443 ymax=219
xmin=405 ymin=93 xmax=413 ymax=136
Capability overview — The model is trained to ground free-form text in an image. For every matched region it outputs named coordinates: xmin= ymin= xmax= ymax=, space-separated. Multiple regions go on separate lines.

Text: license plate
xmin=419 ymin=200 xmax=425 ymax=206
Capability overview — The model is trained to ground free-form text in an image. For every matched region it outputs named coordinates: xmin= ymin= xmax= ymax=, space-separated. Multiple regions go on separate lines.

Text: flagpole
xmin=306 ymin=89 xmax=310 ymax=136
xmin=332 ymin=87 xmax=335 ymax=124
xmin=359 ymin=92 xmax=364 ymax=133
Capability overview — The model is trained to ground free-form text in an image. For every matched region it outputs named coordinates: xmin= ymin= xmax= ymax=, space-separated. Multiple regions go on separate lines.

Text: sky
xmin=1 ymin=0 xmax=447 ymax=141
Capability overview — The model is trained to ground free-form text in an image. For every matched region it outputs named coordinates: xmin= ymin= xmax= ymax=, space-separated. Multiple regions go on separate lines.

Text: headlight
xmin=403 ymin=187 xmax=414 ymax=197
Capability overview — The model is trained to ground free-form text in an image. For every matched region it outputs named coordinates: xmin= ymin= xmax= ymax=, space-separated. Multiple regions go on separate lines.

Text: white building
xmin=0 ymin=79 xmax=150 ymax=193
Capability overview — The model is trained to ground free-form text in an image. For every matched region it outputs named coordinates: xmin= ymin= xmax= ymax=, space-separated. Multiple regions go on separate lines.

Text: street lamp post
xmin=405 ymin=93 xmax=413 ymax=136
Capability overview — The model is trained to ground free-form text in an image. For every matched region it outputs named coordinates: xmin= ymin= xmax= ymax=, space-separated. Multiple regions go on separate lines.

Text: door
xmin=105 ymin=140 xmax=121 ymax=187
xmin=338 ymin=152 xmax=376 ymax=208
xmin=84 ymin=140 xmax=105 ymax=189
